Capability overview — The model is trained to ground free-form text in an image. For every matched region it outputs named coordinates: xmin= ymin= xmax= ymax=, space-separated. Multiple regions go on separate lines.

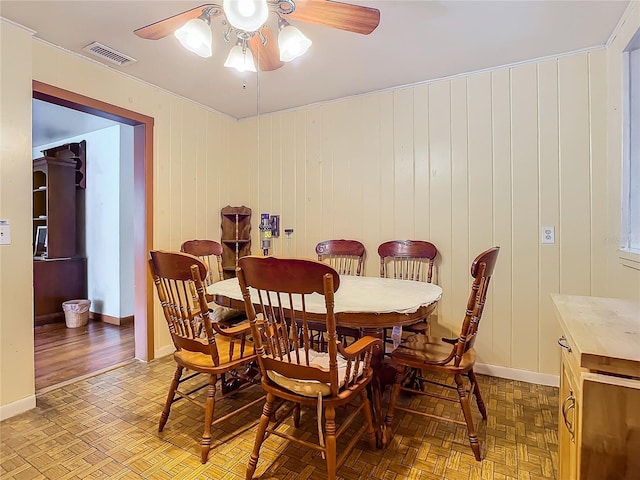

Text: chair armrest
xmin=340 ymin=336 xmax=382 ymax=359
xmin=212 ymin=320 xmax=251 ymax=337
xmin=441 ymin=337 xmax=458 ymax=345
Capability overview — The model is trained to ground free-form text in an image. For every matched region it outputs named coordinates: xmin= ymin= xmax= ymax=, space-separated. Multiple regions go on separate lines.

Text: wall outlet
xmin=0 ymin=221 xmax=11 ymax=245
xmin=541 ymin=226 xmax=555 ymax=244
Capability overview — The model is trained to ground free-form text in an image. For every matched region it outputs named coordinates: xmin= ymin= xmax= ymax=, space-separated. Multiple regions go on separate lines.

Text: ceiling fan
xmin=134 ymin=0 xmax=380 ymax=72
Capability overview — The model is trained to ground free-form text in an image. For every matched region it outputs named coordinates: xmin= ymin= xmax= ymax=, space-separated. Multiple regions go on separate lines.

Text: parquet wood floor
xmin=1 ymin=356 xmax=558 ymax=479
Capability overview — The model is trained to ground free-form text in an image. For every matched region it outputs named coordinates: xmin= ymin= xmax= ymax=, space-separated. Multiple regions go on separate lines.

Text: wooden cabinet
xmin=33 ymin=143 xmax=87 ymax=325
xmin=552 ymin=294 xmax=640 ymax=480
xmin=220 ymin=205 xmax=251 ymax=278
xmin=34 ymin=257 xmax=87 ymax=325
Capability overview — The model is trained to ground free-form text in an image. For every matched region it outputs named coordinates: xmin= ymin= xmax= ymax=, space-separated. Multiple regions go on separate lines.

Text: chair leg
xmin=324 ymin=406 xmax=337 ymax=480
xmin=200 ymin=374 xmax=217 ymax=463
xmin=359 ymin=389 xmax=377 ymax=449
xmin=246 ymin=393 xmax=275 ymax=480
xmin=402 ymin=367 xmax=422 ymax=391
xmin=468 ymin=369 xmax=487 ymax=419
xmin=293 ymin=402 xmax=301 ymax=428
xmin=383 ymin=365 xmax=405 ymax=445
xmin=454 ymin=374 xmax=481 ymax=461
xmin=159 ymin=365 xmax=183 ymax=432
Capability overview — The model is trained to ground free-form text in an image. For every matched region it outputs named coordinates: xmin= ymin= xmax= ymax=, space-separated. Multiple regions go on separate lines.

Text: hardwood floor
xmin=34 ymin=319 xmax=135 ymax=392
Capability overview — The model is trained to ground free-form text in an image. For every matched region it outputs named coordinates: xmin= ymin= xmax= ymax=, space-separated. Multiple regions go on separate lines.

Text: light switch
xmin=0 ymin=221 xmax=11 ymax=245
xmin=541 ymin=226 xmax=555 ymax=244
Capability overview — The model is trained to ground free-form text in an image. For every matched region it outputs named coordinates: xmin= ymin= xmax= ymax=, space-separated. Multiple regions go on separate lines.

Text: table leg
xmin=361 ymin=326 xmax=398 ymax=448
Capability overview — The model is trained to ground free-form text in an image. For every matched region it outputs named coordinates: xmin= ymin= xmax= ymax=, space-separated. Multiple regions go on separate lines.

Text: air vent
xmin=82 ymin=42 xmax=137 ymax=67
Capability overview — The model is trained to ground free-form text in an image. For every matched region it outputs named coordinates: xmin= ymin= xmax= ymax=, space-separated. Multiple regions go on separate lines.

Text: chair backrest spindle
xmin=181 ymin=239 xmax=225 ymax=291
xmin=453 ymin=246 xmax=500 ymax=366
xmin=378 ymin=240 xmax=438 ymax=283
xmin=238 ymin=256 xmax=366 ymax=399
xmin=316 ymin=239 xmax=366 ymax=276
xmin=149 ymin=250 xmax=248 ymax=368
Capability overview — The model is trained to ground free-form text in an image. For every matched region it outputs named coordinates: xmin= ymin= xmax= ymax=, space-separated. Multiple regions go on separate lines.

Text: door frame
xmin=32 ymin=80 xmax=155 ymax=361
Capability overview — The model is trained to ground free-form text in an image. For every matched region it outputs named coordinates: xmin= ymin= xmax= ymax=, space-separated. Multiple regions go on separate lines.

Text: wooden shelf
xmin=33 ymin=156 xmax=77 ymax=258
xmin=220 ymin=205 xmax=251 ymax=279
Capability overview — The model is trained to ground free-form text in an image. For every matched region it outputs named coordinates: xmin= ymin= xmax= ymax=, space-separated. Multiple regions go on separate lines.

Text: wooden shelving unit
xmin=220 ymin=205 xmax=251 ymax=278
xmin=32 ymin=142 xmax=87 ymax=325
xmin=33 ymin=156 xmax=77 ymax=258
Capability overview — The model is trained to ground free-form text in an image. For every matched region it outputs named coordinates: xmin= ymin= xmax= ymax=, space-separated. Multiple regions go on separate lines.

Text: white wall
xmin=119 ymin=125 xmax=135 ymax=316
xmin=2 ymin=23 xmax=238 ymax=417
xmin=233 ymin=48 xmax=618 ymax=382
xmin=606 ymin=1 xmax=640 ymax=295
xmin=0 ymin=21 xmax=36 ymax=417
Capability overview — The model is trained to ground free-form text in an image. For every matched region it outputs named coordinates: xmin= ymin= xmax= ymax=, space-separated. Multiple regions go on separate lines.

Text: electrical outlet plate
xmin=0 ymin=221 xmax=11 ymax=245
xmin=541 ymin=226 xmax=555 ymax=244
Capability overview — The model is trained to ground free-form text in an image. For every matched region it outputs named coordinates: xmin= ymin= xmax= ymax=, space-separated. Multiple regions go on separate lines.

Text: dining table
xmin=208 ymin=274 xmax=443 ymax=447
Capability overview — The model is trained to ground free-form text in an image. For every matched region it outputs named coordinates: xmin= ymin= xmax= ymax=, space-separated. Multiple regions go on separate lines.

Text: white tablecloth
xmin=208 ymin=275 xmax=442 ymax=315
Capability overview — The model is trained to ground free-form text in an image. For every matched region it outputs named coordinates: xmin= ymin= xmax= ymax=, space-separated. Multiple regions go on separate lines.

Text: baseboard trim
xmin=155 ymin=344 xmax=175 ymax=359
xmin=475 ymin=362 xmax=559 ymax=387
xmin=0 ymin=394 xmax=36 ymax=421
xmin=89 ymin=312 xmax=134 ymax=326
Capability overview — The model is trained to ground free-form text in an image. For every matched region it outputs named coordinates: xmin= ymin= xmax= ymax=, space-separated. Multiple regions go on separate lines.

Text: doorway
xmin=32 ymin=81 xmax=154 ymax=391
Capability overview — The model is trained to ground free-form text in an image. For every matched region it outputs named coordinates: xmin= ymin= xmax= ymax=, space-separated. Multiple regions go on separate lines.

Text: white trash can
xmin=62 ymin=299 xmax=91 ymax=328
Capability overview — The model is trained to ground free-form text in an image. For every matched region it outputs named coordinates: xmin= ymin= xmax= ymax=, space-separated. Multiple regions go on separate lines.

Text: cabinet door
xmin=580 ymin=374 xmax=640 ymax=479
xmin=559 ymin=356 xmax=580 ymax=480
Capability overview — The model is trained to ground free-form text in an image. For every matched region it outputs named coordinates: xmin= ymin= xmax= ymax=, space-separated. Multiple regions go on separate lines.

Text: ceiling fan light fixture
xmin=278 ymin=21 xmax=312 ymax=62
xmin=223 ymin=0 xmax=269 ymax=32
xmin=174 ymin=17 xmax=212 ymax=57
xmin=224 ymin=43 xmax=257 ymax=72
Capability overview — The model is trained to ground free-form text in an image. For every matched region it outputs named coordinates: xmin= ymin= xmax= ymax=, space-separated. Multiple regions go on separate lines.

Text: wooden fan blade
xmin=248 ymin=28 xmax=284 ymax=71
xmin=134 ymin=4 xmax=222 ymax=40
xmin=286 ymin=0 xmax=380 ymax=35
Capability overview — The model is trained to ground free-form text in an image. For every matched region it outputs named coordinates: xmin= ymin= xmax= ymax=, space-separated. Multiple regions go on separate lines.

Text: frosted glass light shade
xmin=224 ymin=45 xmax=257 ymax=72
xmin=278 ymin=25 xmax=312 ymax=62
xmin=174 ymin=18 xmax=212 ymax=57
xmin=223 ymin=0 xmax=269 ymax=32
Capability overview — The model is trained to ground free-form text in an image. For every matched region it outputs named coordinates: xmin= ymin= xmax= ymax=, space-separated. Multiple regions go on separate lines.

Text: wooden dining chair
xmin=149 ymin=250 xmax=263 ymax=464
xmin=378 ymin=240 xmax=438 ymax=344
xmin=181 ymin=239 xmax=244 ymax=324
xmin=383 ymin=246 xmax=500 ymax=461
xmin=315 ymin=239 xmax=366 ymax=348
xmin=237 ymin=256 xmax=382 ymax=480
xmin=316 ymin=239 xmax=366 ymax=276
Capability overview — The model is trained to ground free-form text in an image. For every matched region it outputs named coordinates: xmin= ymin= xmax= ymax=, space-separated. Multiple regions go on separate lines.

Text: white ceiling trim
xmin=32 ymin=31 xmax=608 ymax=124
xmin=0 ymin=16 xmax=36 ymax=35
xmin=241 ymin=44 xmax=607 ymax=122
xmin=29 ymin=35 xmax=238 ymax=122
xmin=606 ymin=0 xmax=638 ymax=48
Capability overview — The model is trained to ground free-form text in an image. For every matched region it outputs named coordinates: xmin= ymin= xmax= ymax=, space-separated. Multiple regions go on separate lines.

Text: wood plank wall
xmin=234 ymin=50 xmax=608 ymax=375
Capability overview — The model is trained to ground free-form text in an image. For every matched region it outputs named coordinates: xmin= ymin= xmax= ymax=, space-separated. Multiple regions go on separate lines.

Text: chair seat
xmin=267 ymin=348 xmax=362 ymax=397
xmin=175 ymin=335 xmax=255 ymax=370
xmin=404 ymin=321 xmax=429 ymax=333
xmin=209 ymin=304 xmax=245 ymax=323
xmin=391 ymin=334 xmax=476 ymax=373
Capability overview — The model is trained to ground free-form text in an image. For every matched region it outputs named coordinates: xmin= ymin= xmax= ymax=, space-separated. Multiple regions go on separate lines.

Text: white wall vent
xmin=82 ymin=42 xmax=137 ymax=67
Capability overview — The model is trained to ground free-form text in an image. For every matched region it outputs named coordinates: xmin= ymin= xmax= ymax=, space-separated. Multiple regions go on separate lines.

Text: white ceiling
xmin=1 ymin=1 xmax=630 ymax=120
xmin=32 ymin=99 xmax=120 ymax=148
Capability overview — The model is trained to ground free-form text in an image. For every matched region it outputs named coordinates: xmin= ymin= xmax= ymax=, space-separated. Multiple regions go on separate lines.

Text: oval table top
xmin=208 ymin=274 xmax=442 ymax=329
